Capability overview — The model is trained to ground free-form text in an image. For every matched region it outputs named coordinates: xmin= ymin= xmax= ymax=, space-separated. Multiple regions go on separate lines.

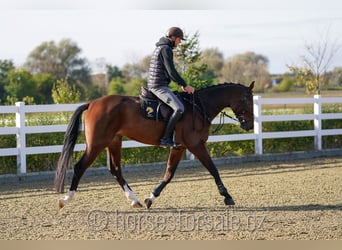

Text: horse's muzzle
xmin=240 ymin=121 xmax=253 ymax=131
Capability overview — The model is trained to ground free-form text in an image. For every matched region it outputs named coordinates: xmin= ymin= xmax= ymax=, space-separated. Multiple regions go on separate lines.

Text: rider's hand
xmin=182 ymin=85 xmax=195 ymax=94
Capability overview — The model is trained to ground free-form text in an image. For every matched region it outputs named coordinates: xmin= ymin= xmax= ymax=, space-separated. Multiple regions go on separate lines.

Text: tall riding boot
xmin=160 ymin=110 xmax=183 ymax=147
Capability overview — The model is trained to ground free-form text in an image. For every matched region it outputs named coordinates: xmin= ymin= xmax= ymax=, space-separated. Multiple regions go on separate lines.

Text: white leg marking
xmin=123 ymin=184 xmax=140 ymax=206
xmin=149 ymin=193 xmax=156 ymax=203
xmin=59 ymin=190 xmax=75 ymax=209
xmin=62 ymin=190 xmax=75 ymax=202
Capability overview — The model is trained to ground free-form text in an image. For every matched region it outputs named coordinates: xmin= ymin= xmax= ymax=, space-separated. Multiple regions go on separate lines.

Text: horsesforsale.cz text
xmin=86 ymin=209 xmax=266 ymax=232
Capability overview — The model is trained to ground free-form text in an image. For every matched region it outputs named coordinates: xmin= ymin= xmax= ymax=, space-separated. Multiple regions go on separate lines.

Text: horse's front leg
xmin=108 ymin=135 xmax=142 ymax=208
xmin=188 ymin=143 xmax=235 ymax=206
xmin=145 ymin=146 xmax=185 ymax=209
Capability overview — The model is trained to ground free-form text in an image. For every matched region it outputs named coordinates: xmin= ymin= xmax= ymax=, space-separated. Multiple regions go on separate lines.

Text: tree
xmin=287 ymin=66 xmax=315 ymax=93
xmin=32 ymin=73 xmax=56 ymax=104
xmin=5 ymin=69 xmax=37 ymax=104
xmin=124 ymin=78 xmax=146 ymax=96
xmin=0 ymin=59 xmax=15 ymax=103
xmin=25 ymin=39 xmax=92 ymax=86
xmin=328 ymin=67 xmax=342 ymax=87
xmin=274 ymin=76 xmax=295 ymax=92
xmin=121 ymin=55 xmax=150 ymax=81
xmin=174 ymin=31 xmax=213 ymax=90
xmin=84 ymin=85 xmax=105 ymax=100
xmin=106 ymin=64 xmax=122 ymax=83
xmin=200 ymin=48 xmax=224 ymax=79
xmin=108 ymin=77 xmax=125 ymax=95
xmin=289 ymin=27 xmax=341 ymax=94
xmin=51 ymin=79 xmax=81 ymax=104
xmin=220 ymin=51 xmax=270 ymax=91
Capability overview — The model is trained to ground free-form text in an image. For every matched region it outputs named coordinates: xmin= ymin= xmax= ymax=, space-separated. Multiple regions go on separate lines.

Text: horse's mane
xmin=178 ymin=82 xmax=246 ymax=100
xmin=197 ymin=82 xmax=246 ymax=93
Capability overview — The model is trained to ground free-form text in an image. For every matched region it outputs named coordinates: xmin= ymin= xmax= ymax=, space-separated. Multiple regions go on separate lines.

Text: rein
xmin=187 ymin=93 xmax=237 ymax=133
xmin=192 ymin=93 xmax=195 ymax=130
xmin=179 ymin=92 xmax=208 ymax=130
xmin=187 ymin=92 xmax=210 ymax=130
xmin=212 ymin=111 xmax=238 ymax=134
xmin=184 ymin=83 xmax=251 ymax=133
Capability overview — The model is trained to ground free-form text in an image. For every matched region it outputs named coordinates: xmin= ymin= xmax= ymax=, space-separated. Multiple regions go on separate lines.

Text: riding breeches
xmin=149 ymin=86 xmax=184 ymax=114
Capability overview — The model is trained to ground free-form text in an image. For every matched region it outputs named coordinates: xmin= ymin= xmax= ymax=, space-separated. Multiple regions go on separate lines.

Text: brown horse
xmin=55 ymin=81 xmax=254 ymax=209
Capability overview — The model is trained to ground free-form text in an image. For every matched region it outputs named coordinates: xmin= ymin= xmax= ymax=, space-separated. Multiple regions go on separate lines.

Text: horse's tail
xmin=54 ymin=103 xmax=89 ymax=193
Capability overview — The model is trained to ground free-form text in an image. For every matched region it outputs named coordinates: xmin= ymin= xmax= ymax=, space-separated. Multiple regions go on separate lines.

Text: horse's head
xmin=232 ymin=81 xmax=254 ymax=131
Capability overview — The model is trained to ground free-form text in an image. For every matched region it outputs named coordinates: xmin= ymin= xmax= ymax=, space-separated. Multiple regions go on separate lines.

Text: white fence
xmin=1 ymin=95 xmax=342 ymax=175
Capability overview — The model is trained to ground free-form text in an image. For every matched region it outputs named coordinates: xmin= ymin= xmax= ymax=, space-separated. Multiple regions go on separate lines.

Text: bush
xmin=0 ymin=156 xmax=16 ymax=174
xmin=262 ymin=120 xmax=314 ymax=153
xmin=274 ymin=77 xmax=294 ymax=92
xmin=208 ymin=123 xmax=254 ymax=157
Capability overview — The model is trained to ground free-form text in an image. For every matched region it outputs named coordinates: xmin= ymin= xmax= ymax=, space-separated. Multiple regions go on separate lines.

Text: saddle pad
xmin=140 ymin=97 xmax=161 ymax=120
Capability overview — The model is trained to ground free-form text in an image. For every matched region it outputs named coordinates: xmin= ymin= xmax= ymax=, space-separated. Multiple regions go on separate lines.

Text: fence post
xmin=15 ymin=102 xmax=26 ymax=175
xmin=314 ymin=95 xmax=322 ymax=151
xmin=253 ymin=96 xmax=262 ymax=155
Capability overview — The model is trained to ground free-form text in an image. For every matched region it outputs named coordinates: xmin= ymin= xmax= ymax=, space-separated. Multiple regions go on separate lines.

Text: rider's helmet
xmin=166 ymin=27 xmax=185 ymax=40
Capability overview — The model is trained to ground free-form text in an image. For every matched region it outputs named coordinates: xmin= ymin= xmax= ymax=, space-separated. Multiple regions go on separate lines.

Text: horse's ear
xmin=249 ymin=81 xmax=255 ymax=91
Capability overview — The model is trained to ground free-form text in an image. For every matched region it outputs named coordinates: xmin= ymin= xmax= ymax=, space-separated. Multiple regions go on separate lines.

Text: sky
xmin=0 ymin=0 xmax=342 ymax=74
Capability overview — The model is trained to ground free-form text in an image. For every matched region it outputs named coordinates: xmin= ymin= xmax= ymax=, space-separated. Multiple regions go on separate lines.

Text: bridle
xmin=212 ymin=89 xmax=253 ymax=133
xmin=185 ymin=87 xmax=253 ymax=133
xmin=235 ymin=89 xmax=253 ymax=124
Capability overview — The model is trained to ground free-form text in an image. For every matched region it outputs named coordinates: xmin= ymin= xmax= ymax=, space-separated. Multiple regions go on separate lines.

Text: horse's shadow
xmin=253 ymin=203 xmax=342 ymax=212
xmin=223 ymin=203 xmax=342 ymax=212
xmin=107 ymin=203 xmax=342 ymax=214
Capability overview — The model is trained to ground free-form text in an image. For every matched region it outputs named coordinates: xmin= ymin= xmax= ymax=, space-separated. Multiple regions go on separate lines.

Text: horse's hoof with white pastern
xmin=131 ymin=201 xmax=143 ymax=208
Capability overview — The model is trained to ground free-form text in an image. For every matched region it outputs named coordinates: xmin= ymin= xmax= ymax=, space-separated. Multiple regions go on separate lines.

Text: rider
xmin=147 ymin=27 xmax=195 ymax=148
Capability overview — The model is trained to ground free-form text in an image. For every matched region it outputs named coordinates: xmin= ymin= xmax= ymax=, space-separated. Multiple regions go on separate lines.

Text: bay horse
xmin=55 ymin=81 xmax=254 ymax=209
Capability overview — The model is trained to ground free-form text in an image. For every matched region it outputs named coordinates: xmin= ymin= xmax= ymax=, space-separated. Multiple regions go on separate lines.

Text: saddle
xmin=139 ymin=86 xmax=176 ymax=122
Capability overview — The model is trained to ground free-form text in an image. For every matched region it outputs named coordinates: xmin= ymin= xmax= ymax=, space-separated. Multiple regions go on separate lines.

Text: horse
xmin=55 ymin=81 xmax=255 ymax=209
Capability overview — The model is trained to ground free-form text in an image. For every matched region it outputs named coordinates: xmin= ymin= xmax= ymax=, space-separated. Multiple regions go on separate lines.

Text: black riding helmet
xmin=166 ymin=27 xmax=185 ymax=40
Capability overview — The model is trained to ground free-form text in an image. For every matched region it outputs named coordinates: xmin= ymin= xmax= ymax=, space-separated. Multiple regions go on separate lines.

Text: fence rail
xmin=1 ymin=95 xmax=342 ymax=175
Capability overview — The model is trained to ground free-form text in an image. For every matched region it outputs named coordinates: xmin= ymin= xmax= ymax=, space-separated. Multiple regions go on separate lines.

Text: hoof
xmin=58 ymin=199 xmax=65 ymax=209
xmin=224 ymin=197 xmax=235 ymax=206
xmin=144 ymin=198 xmax=153 ymax=209
xmin=131 ymin=201 xmax=143 ymax=208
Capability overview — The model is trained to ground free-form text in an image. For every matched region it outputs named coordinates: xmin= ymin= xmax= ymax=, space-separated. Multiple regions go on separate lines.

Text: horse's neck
xmin=200 ymin=85 xmax=237 ymax=121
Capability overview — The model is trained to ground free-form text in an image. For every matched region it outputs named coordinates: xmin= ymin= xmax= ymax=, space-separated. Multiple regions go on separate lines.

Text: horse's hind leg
xmin=144 ymin=146 xmax=185 ymax=209
xmin=59 ymin=146 xmax=104 ymax=209
xmin=188 ymin=143 xmax=235 ymax=206
xmin=107 ymin=135 xmax=142 ymax=208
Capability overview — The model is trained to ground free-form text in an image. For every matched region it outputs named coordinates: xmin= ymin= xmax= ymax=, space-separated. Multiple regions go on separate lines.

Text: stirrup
xmin=160 ymin=138 xmax=178 ymax=148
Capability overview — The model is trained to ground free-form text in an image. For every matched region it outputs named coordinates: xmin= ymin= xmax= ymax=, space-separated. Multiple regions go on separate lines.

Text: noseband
xmin=235 ymin=89 xmax=253 ymax=124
